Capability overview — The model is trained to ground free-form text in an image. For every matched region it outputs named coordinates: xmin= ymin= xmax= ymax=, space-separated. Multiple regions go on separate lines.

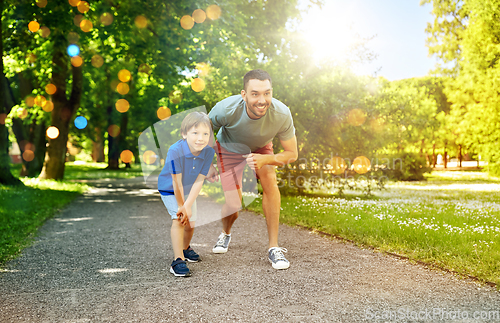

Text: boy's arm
xmin=177 ymin=174 xmax=206 ymax=225
xmin=172 ymin=173 xmax=185 ymax=207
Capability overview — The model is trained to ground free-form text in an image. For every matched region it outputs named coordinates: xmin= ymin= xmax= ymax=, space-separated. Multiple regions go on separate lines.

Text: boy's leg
xmin=171 ymin=219 xmax=185 ymax=260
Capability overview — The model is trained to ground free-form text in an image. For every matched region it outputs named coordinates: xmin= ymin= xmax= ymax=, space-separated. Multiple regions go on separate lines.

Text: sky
xmin=299 ymin=0 xmax=439 ymax=80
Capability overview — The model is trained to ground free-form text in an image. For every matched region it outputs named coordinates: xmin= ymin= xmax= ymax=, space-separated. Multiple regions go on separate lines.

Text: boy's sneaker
xmin=212 ymin=232 xmax=231 ymax=253
xmin=170 ymin=258 xmax=191 ymax=277
xmin=268 ymin=247 xmax=290 ymax=270
xmin=183 ymin=246 xmax=201 ymax=262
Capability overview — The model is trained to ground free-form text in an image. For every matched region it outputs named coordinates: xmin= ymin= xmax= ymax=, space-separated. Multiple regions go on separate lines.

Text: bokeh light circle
xmin=80 ymin=19 xmax=93 ymax=32
xmin=68 ymin=0 xmax=80 ymax=7
xmin=191 ymin=78 xmax=205 ymax=92
xmin=142 ymin=150 xmax=157 ymax=165
xmin=135 ymin=15 xmax=148 ymax=28
xmin=45 ymin=84 xmax=57 ymax=95
xmin=28 ymin=21 xmax=40 ymax=33
xmin=0 ymin=113 xmax=7 ymax=125
xmin=36 ymin=0 xmax=47 ymax=8
xmin=23 ymin=150 xmax=35 ymax=162
xmin=100 ymin=12 xmax=113 ymax=26
xmin=115 ymin=99 xmax=130 ymax=113
xmin=40 ymin=26 xmax=50 ymax=38
xmin=73 ymin=14 xmax=83 ymax=27
xmin=67 ymin=32 xmax=80 ymax=43
xmin=347 ymin=108 xmax=367 ymax=126
xmin=192 ymin=9 xmax=206 ymax=23
xmin=180 ymin=15 xmax=194 ymax=30
xmin=370 ymin=117 xmax=384 ymax=133
xmin=19 ymin=109 xmax=28 ymax=119
xmin=74 ymin=116 xmax=88 ymax=129
xmin=353 ymin=156 xmax=371 ymax=174
xmin=118 ymin=69 xmax=131 ymax=82
xmin=67 ymin=44 xmax=80 ymax=57
xmin=107 ymin=125 xmax=121 ymax=137
xmin=157 ymin=106 xmax=171 ymax=120
xmin=25 ymin=96 xmax=35 ymax=107
xmin=42 ymin=100 xmax=54 ymax=112
xmin=77 ymin=1 xmax=89 ymax=13
xmin=196 ymin=62 xmax=209 ymax=76
xmin=91 ymin=54 xmax=104 ymax=68
xmin=27 ymin=53 xmax=37 ymax=63
xmin=138 ymin=63 xmax=151 ymax=75
xmin=330 ymin=157 xmax=347 ymax=175
xmin=120 ymin=150 xmax=134 ymax=163
xmin=169 ymin=90 xmax=183 ymax=104
xmin=46 ymin=126 xmax=59 ymax=139
xmin=206 ymin=5 xmax=221 ymax=20
xmin=34 ymin=95 xmax=47 ymax=107
xmin=116 ymin=82 xmax=130 ymax=95
xmin=71 ymin=56 xmax=83 ymax=67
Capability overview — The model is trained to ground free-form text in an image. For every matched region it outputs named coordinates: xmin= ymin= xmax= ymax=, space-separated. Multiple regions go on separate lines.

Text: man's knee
xmin=258 ymin=166 xmax=278 ymax=190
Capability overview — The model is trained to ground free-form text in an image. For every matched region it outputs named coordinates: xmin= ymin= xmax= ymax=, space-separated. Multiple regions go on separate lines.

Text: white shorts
xmin=160 ymin=195 xmax=198 ymax=222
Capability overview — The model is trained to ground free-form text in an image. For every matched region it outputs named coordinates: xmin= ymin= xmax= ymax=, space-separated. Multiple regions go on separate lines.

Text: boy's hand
xmin=176 ymin=205 xmax=192 ymax=226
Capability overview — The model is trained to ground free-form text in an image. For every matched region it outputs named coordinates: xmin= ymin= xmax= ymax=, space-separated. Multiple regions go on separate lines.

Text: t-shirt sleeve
xmin=277 ymin=110 xmax=296 ymax=141
xmin=166 ymin=147 xmax=182 ymax=174
xmin=200 ymin=147 xmax=216 ymax=176
xmin=208 ymin=103 xmax=226 ymax=133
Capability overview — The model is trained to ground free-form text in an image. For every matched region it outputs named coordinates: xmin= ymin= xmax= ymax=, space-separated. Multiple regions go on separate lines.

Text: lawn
xmin=243 ymin=170 xmax=500 ymax=286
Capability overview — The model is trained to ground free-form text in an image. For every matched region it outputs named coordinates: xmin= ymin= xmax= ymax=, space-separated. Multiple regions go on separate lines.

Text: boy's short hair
xmin=181 ymin=111 xmax=212 ymax=135
xmin=243 ymin=69 xmax=272 ymax=91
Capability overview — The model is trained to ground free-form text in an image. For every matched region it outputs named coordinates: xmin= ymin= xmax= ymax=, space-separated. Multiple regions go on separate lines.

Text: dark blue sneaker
xmin=183 ymin=246 xmax=201 ymax=262
xmin=170 ymin=258 xmax=191 ymax=277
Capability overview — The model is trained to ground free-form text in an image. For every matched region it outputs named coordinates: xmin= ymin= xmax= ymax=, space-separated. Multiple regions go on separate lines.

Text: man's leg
xmin=255 ymin=165 xmax=280 ymax=249
xmin=221 ymin=188 xmax=242 ymax=234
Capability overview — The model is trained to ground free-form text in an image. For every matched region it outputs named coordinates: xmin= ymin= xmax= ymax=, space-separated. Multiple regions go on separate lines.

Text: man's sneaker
xmin=212 ymin=232 xmax=231 ymax=253
xmin=268 ymin=247 xmax=290 ymax=270
xmin=183 ymin=246 xmax=201 ymax=262
xmin=170 ymin=258 xmax=191 ymax=277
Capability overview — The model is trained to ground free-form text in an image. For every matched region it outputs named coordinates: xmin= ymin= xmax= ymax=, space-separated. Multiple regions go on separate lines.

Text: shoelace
xmin=270 ymin=247 xmax=288 ymax=261
xmin=216 ymin=233 xmax=227 ymax=246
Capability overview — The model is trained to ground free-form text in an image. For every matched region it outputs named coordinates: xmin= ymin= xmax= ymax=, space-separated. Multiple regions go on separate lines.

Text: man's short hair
xmin=181 ymin=111 xmax=212 ymax=135
xmin=243 ymin=69 xmax=272 ymax=91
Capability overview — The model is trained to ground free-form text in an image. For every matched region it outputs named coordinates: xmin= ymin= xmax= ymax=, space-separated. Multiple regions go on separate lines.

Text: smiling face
xmin=182 ymin=123 xmax=211 ymax=156
xmin=241 ymin=79 xmax=273 ymax=120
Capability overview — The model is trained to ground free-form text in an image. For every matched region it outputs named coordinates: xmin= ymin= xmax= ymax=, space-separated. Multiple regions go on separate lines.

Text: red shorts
xmin=216 ymin=140 xmax=274 ymax=191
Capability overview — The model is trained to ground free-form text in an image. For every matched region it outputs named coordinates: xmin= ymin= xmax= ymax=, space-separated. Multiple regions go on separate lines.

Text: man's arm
xmin=245 ymin=136 xmax=298 ymax=171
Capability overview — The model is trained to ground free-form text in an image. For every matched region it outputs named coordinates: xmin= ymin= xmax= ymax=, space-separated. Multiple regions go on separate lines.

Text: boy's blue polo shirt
xmin=158 ymin=139 xmax=215 ymax=196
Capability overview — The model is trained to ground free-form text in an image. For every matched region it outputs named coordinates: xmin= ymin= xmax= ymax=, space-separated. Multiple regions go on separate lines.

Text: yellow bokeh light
xmin=34 ymin=95 xmax=47 ymax=107
xmin=91 ymin=54 xmax=104 ymax=68
xmin=196 ymin=62 xmax=209 ymax=77
xmin=40 ymin=26 xmax=50 ymax=38
xmin=116 ymin=82 xmax=130 ymax=95
xmin=115 ymin=99 xmax=130 ymax=113
xmin=68 ymin=0 xmax=80 ymax=7
xmin=169 ymin=90 xmax=183 ymax=104
xmin=36 ymin=0 xmax=47 ymax=8
xmin=0 ymin=113 xmax=7 ymax=125
xmin=118 ymin=69 xmax=131 ymax=82
xmin=107 ymin=125 xmax=120 ymax=137
xmin=157 ymin=106 xmax=171 ymax=120
xmin=46 ymin=126 xmax=59 ymax=139
xmin=370 ymin=117 xmax=384 ymax=133
xmin=80 ymin=19 xmax=93 ymax=32
xmin=330 ymin=157 xmax=347 ymax=175
xmin=74 ymin=14 xmax=83 ymax=27
xmin=23 ymin=150 xmax=35 ymax=162
xmin=68 ymin=32 xmax=80 ymax=43
xmin=45 ymin=84 xmax=57 ymax=95
xmin=142 ymin=150 xmax=157 ymax=165
xmin=138 ymin=63 xmax=151 ymax=75
xmin=19 ymin=109 xmax=28 ymax=119
xmin=100 ymin=12 xmax=113 ymax=26
xmin=192 ymin=9 xmax=206 ymax=23
xmin=71 ymin=56 xmax=83 ymax=67
xmin=206 ymin=5 xmax=221 ymax=20
xmin=120 ymin=150 xmax=134 ymax=163
xmin=25 ymin=96 xmax=35 ymax=107
xmin=77 ymin=1 xmax=89 ymax=13
xmin=353 ymin=156 xmax=371 ymax=174
xmin=27 ymin=53 xmax=37 ymax=63
xmin=191 ymin=78 xmax=205 ymax=92
xmin=180 ymin=15 xmax=194 ymax=30
xmin=135 ymin=15 xmax=148 ymax=28
xmin=347 ymin=108 xmax=367 ymax=126
xmin=28 ymin=21 xmax=40 ymax=33
xmin=42 ymin=100 xmax=54 ymax=112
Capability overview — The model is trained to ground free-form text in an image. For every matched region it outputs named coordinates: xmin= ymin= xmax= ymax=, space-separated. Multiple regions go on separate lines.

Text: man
xmin=207 ymin=69 xmax=298 ymax=269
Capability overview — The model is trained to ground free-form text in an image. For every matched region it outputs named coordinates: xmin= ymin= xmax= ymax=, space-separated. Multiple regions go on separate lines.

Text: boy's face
xmin=182 ymin=123 xmax=211 ymax=155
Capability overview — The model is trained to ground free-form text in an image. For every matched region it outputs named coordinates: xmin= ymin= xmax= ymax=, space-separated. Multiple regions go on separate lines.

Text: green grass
xmin=1 ymin=161 xmax=143 ymax=266
xmin=240 ymin=170 xmax=500 ymax=286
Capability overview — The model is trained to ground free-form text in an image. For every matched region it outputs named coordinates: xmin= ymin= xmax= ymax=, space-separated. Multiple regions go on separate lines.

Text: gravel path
xmin=1 ymin=177 xmax=499 ymax=322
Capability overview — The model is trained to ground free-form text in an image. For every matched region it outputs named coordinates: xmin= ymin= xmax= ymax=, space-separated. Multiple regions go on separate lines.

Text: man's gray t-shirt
xmin=208 ymin=95 xmax=295 ymax=154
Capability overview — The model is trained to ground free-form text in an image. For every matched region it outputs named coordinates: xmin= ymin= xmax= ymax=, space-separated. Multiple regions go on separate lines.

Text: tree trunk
xmin=39 ymin=35 xmax=82 ymax=180
xmin=92 ymin=127 xmax=105 ymax=162
xmin=458 ymin=145 xmax=462 ymax=168
xmin=106 ymin=105 xmax=120 ymax=170
xmin=432 ymin=143 xmax=436 ymax=167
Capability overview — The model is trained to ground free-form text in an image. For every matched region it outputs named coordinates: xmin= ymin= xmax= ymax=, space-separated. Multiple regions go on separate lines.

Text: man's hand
xmin=244 ymin=153 xmax=269 ymax=171
xmin=205 ymin=164 xmax=219 ymax=183
xmin=176 ymin=205 xmax=192 ymax=226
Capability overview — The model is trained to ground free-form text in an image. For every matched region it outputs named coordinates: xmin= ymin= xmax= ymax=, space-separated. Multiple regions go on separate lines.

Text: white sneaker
xmin=268 ymin=247 xmax=290 ymax=269
xmin=212 ymin=232 xmax=231 ymax=253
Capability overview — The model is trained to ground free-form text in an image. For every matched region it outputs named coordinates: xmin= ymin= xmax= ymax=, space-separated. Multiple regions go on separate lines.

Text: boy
xmin=158 ymin=112 xmax=215 ymax=277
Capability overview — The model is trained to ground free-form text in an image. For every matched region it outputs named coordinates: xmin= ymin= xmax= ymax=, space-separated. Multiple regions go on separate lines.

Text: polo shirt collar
xmin=181 ymin=139 xmax=204 ymax=159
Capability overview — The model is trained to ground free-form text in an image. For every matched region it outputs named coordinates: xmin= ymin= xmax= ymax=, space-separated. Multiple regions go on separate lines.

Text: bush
xmin=383 ymin=152 xmax=431 ymax=181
